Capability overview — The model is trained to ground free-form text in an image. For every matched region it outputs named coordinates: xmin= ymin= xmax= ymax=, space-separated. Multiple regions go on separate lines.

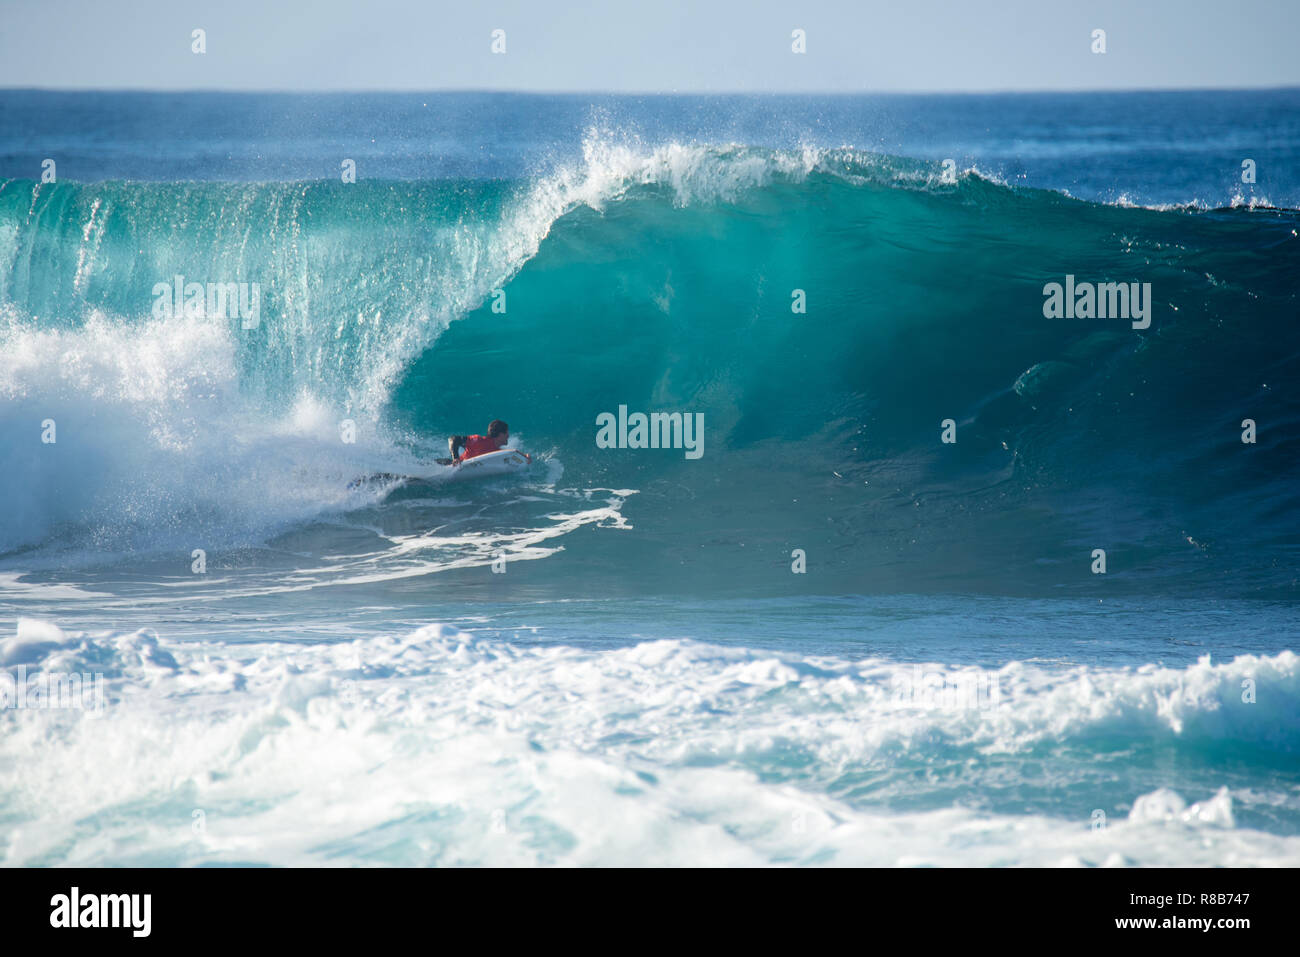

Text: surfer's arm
xmin=448 ymin=435 xmax=467 ymax=463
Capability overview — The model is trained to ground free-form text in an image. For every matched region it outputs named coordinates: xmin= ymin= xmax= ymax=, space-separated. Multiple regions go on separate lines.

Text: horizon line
xmin=4 ymin=84 xmax=1299 ymax=97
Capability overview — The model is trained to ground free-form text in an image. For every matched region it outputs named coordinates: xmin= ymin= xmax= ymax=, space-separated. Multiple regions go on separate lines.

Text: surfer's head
xmin=488 ymin=419 xmax=509 ymax=446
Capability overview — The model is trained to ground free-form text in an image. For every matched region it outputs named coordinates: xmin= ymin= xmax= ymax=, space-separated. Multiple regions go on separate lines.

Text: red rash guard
xmin=460 ymin=434 xmax=502 ymax=461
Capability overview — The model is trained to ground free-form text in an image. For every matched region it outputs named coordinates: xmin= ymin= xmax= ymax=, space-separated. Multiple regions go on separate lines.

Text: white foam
xmin=1131 ymin=787 xmax=1235 ymax=828
xmin=0 ymin=310 xmax=429 ymax=557
xmin=2 ymin=623 xmax=1295 ymax=866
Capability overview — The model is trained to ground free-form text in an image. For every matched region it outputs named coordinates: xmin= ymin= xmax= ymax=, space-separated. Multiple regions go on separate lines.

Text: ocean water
xmin=0 ymin=90 xmax=1298 ymax=866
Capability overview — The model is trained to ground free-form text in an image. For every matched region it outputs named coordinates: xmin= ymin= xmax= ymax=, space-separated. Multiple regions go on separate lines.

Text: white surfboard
xmin=440 ymin=448 xmax=531 ymax=482
xmin=348 ymin=449 xmax=531 ymax=492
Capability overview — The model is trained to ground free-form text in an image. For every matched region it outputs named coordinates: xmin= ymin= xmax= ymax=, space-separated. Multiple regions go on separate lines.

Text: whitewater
xmin=1 ymin=90 xmax=1297 ymax=866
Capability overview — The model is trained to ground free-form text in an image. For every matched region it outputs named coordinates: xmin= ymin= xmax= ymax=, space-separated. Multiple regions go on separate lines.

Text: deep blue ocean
xmin=0 ymin=90 xmax=1297 ymax=866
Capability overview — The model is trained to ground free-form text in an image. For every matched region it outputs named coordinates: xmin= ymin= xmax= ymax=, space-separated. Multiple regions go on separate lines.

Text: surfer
xmin=447 ymin=419 xmax=510 ymax=464
xmin=349 ymin=419 xmax=526 ymax=488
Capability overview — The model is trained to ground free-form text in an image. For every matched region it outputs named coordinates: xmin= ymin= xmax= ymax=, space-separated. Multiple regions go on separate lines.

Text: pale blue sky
xmin=2 ymin=0 xmax=1297 ymax=93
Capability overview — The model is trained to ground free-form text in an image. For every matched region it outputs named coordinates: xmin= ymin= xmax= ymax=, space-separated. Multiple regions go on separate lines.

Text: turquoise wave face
xmin=394 ymin=162 xmax=1300 ymax=598
xmin=1 ymin=146 xmax=1298 ymax=595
